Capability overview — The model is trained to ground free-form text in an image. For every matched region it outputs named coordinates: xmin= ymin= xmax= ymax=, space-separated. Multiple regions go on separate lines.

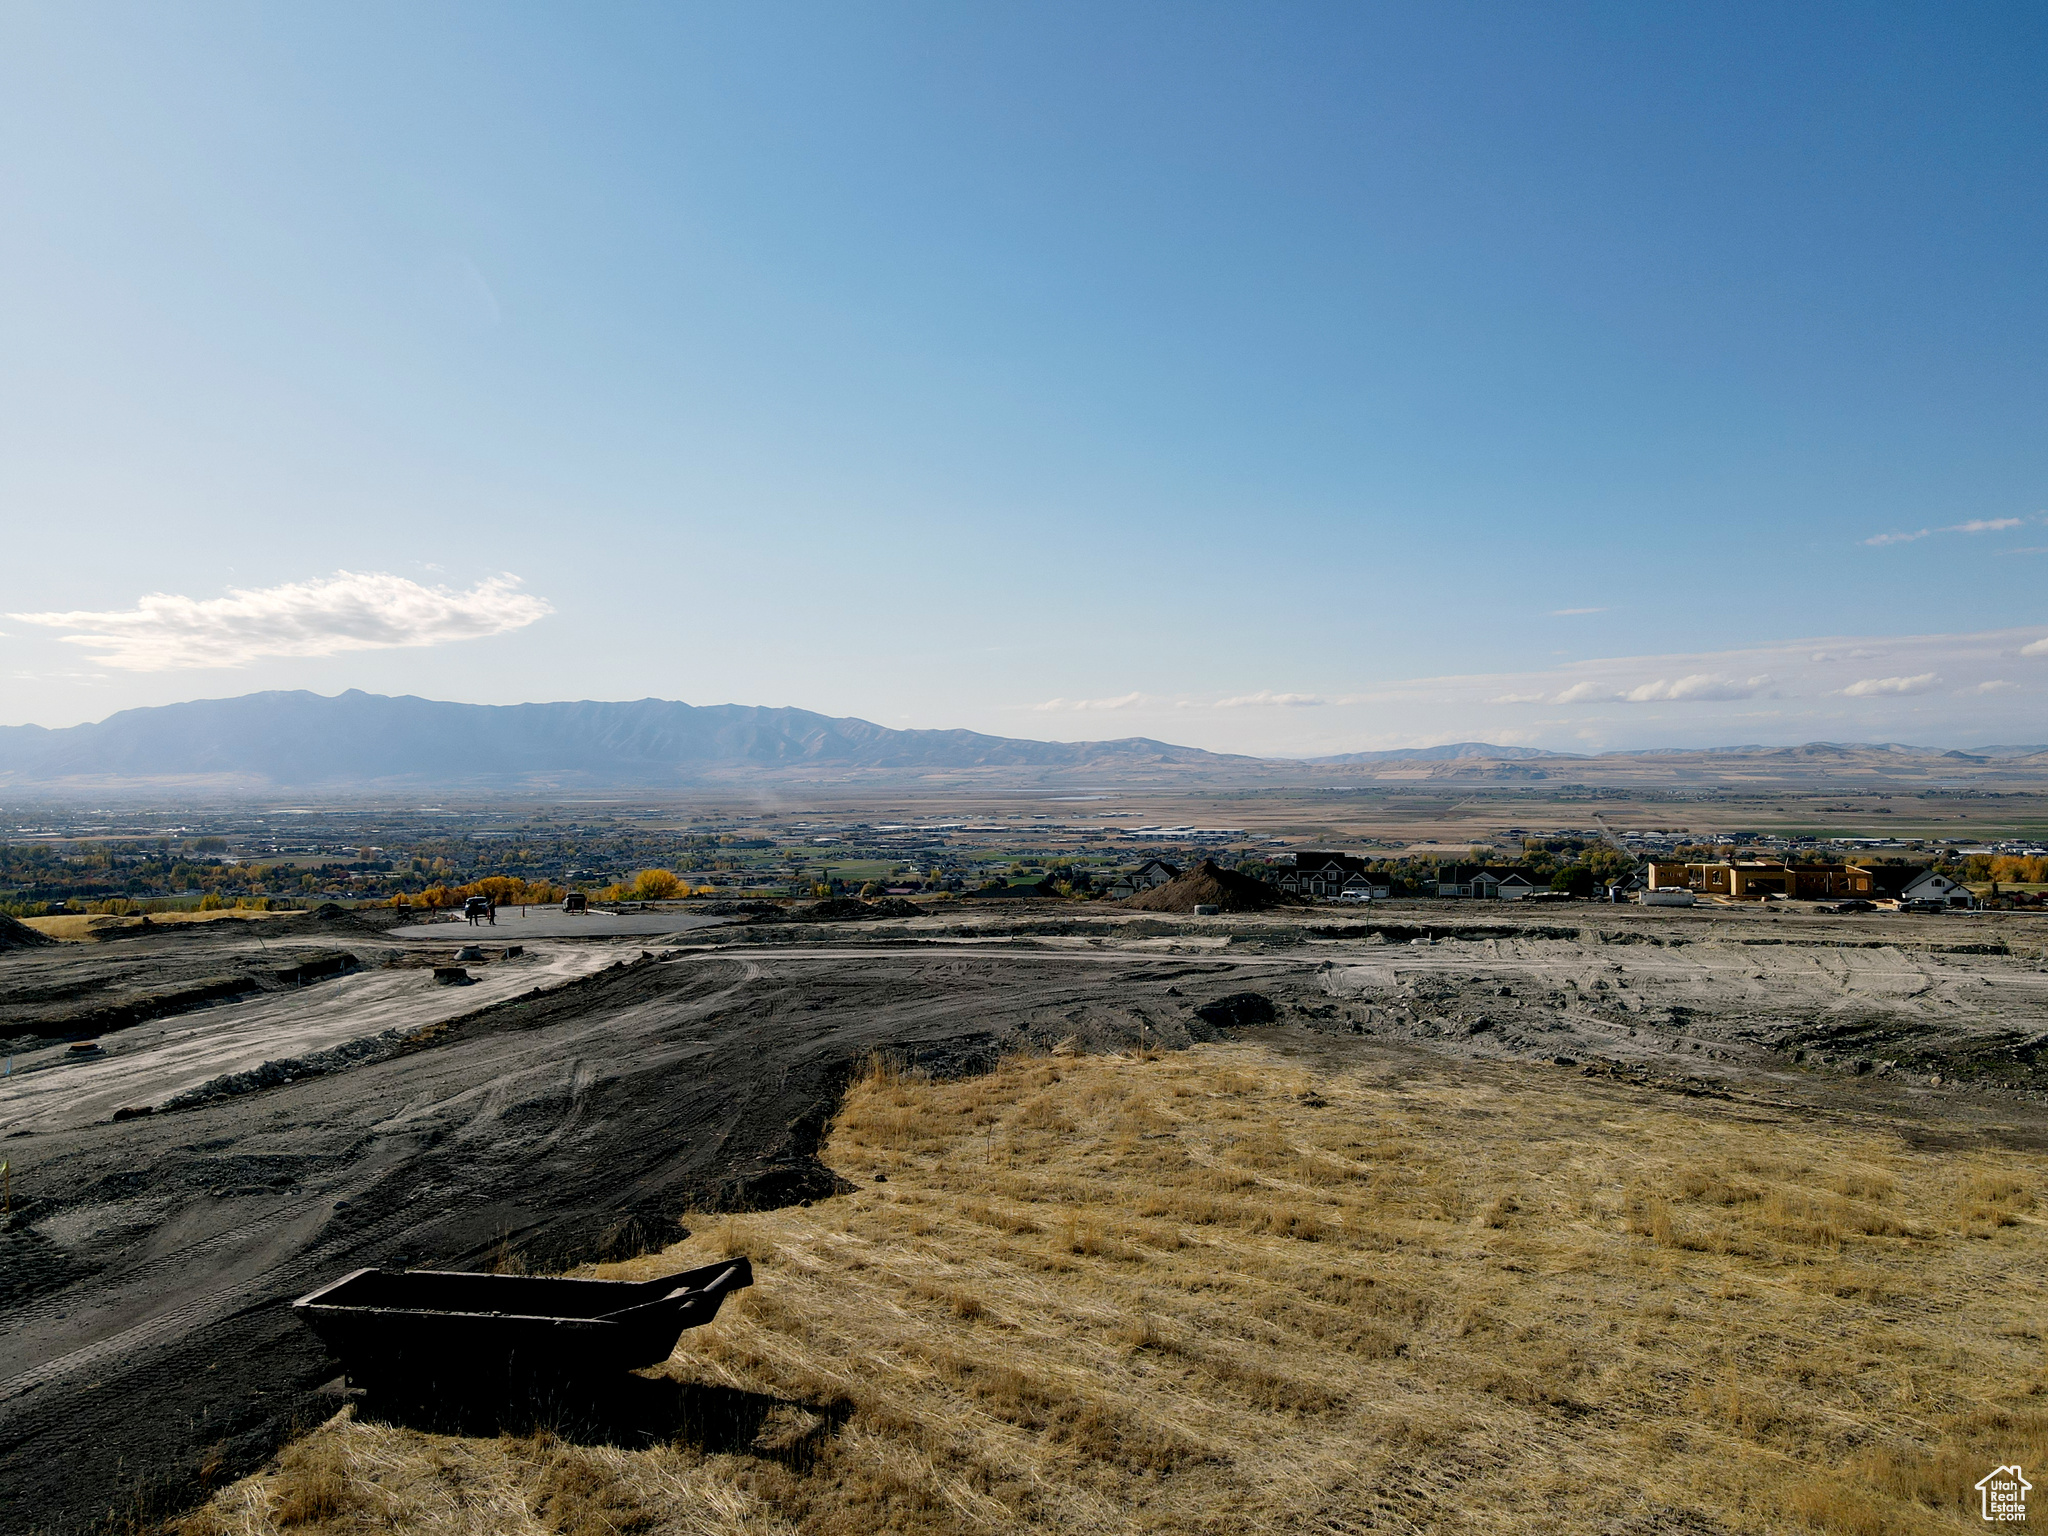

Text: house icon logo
xmin=1977 ymin=1465 xmax=2030 ymax=1523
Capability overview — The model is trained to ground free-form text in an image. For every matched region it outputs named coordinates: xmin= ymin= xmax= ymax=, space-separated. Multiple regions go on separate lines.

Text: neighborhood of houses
xmin=1105 ymin=851 xmax=1980 ymax=910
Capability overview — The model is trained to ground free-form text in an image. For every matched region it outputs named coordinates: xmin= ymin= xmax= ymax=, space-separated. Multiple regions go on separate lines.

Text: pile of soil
xmin=788 ymin=897 xmax=925 ymax=922
xmin=1121 ymin=860 xmax=1305 ymax=914
xmin=964 ymin=880 xmax=1052 ymax=899
xmin=1192 ymin=991 xmax=1279 ymax=1028
xmin=0 ymin=911 xmax=55 ymax=949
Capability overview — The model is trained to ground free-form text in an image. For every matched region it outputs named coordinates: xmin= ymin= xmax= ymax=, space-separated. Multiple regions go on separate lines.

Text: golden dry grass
xmin=178 ymin=1042 xmax=2048 ymax=1535
xmin=23 ymin=909 xmax=305 ymax=941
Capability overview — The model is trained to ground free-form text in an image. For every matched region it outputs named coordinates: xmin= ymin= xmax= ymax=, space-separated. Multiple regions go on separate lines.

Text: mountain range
xmin=0 ymin=690 xmax=1248 ymax=791
xmin=0 ymin=690 xmax=2042 ymax=794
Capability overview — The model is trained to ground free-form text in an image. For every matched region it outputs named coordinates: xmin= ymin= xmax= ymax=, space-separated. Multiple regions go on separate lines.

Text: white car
xmin=1337 ymin=889 xmax=1372 ymax=903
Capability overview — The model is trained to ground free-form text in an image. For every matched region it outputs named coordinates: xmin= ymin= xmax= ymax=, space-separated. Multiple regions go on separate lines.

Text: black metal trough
xmin=293 ymin=1257 xmax=752 ymax=1385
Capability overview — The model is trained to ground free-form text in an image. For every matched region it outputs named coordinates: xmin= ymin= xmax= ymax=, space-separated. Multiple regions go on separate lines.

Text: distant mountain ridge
xmin=0 ymin=692 xmax=2042 ymax=795
xmin=1303 ymin=742 xmax=1569 ymax=763
xmin=0 ymin=690 xmax=1249 ymax=790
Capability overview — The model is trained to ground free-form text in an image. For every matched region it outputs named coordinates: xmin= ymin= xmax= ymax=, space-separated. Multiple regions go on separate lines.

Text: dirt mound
xmin=1192 ymin=991 xmax=1279 ymax=1028
xmin=1121 ymin=860 xmax=1303 ymax=914
xmin=790 ymin=897 xmax=924 ymax=922
xmin=0 ymin=911 xmax=56 ymax=949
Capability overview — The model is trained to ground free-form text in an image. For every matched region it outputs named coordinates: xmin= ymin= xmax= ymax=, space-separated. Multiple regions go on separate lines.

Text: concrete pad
xmin=388 ymin=907 xmax=737 ymax=940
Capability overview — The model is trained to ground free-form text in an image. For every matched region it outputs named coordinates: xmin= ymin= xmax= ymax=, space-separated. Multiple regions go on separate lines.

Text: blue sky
xmin=3 ymin=2 xmax=2044 ymax=752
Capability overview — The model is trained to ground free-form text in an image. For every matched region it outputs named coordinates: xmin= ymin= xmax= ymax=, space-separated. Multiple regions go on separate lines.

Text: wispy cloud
xmin=1626 ymin=673 xmax=1774 ymax=703
xmin=10 ymin=572 xmax=551 ymax=671
xmin=1005 ymin=624 xmax=2048 ymax=756
xmin=1864 ymin=517 xmax=2024 ymax=548
xmin=1552 ymin=673 xmax=1772 ymax=705
xmin=1033 ymin=692 xmax=1150 ymax=712
xmin=1548 ymin=606 xmax=1607 ymax=616
xmin=1840 ymin=673 xmax=1940 ymax=697
xmin=1214 ymin=691 xmax=1326 ymax=708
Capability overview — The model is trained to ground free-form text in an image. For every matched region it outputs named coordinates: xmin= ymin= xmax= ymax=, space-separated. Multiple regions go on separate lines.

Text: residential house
xmin=1276 ymin=851 xmax=1378 ymax=899
xmin=1866 ymin=865 xmax=1975 ymax=910
xmin=1105 ymin=859 xmax=1180 ymax=901
xmin=1437 ymin=864 xmax=1544 ymax=899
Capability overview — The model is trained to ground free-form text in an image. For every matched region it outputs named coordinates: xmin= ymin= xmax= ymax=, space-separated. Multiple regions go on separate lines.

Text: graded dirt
xmin=3 ymin=901 xmax=2046 ymax=1533
xmin=184 ymin=1040 xmax=2048 ymax=1536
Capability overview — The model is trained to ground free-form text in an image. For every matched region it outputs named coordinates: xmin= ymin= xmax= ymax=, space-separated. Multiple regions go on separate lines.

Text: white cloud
xmin=1548 ymin=606 xmax=1606 ymax=616
xmin=1840 ymin=673 xmax=1940 ymax=697
xmin=1865 ymin=517 xmax=2022 ymax=548
xmin=1555 ymin=673 xmax=1772 ymax=705
xmin=1486 ymin=691 xmax=1548 ymax=705
xmin=1551 ymin=681 xmax=1614 ymax=704
xmin=2021 ymin=637 xmax=2048 ymax=657
xmin=1621 ymin=673 xmax=1773 ymax=703
xmin=1033 ymin=692 xmax=1149 ymax=712
xmin=1214 ymin=691 xmax=1327 ymax=708
xmin=10 ymin=571 xmax=551 ymax=671
xmin=1967 ymin=680 xmax=2016 ymax=694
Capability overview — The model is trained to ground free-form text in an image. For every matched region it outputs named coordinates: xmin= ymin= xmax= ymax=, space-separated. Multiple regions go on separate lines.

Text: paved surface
xmin=389 ymin=909 xmax=735 ymax=940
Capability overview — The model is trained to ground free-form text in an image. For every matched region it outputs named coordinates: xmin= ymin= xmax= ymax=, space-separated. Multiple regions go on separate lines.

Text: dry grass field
xmin=22 ymin=908 xmax=304 ymax=942
xmin=178 ymin=1039 xmax=2047 ymax=1535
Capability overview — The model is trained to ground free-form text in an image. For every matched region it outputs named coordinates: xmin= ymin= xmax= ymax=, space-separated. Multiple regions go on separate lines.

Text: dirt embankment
xmin=0 ymin=913 xmax=55 ymax=951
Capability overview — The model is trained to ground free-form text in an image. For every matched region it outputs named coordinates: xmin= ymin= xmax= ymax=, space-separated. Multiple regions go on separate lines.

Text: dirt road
xmin=2 ymin=904 xmax=2043 ymax=1534
xmin=0 ymin=943 xmax=618 ymax=1135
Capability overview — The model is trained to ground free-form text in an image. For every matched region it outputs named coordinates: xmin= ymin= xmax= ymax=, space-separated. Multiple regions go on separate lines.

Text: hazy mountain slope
xmin=1304 ymin=742 xmax=1572 ymax=763
xmin=0 ymin=690 xmax=1249 ymax=789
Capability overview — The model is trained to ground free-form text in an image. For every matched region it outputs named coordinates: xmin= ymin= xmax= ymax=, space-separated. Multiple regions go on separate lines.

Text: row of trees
xmin=591 ymin=869 xmax=718 ymax=902
xmin=1964 ymin=854 xmax=2048 ymax=884
xmin=392 ymin=876 xmax=568 ymax=910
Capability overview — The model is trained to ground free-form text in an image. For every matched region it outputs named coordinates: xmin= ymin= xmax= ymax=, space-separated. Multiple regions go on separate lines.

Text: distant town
xmin=4 ymin=800 xmax=2042 ymax=917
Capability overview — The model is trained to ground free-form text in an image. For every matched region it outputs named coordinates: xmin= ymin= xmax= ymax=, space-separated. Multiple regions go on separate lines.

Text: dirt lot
xmin=2 ymin=902 xmax=2045 ymax=1534
xmin=190 ymin=1039 xmax=2048 ymax=1535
